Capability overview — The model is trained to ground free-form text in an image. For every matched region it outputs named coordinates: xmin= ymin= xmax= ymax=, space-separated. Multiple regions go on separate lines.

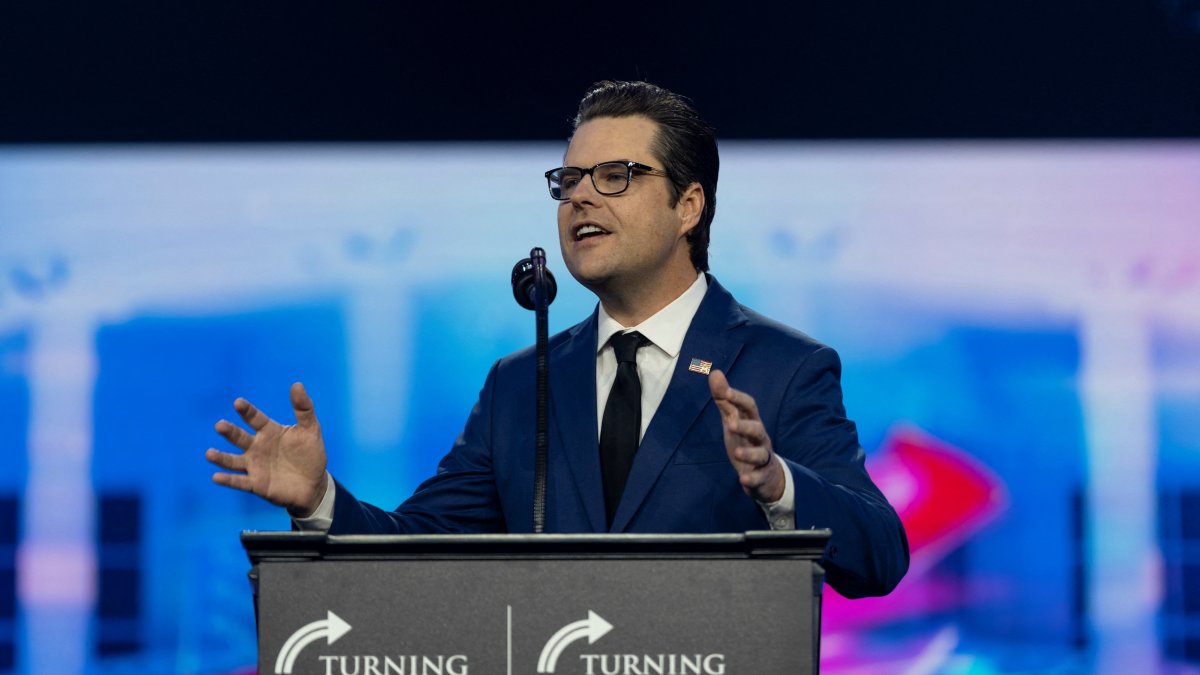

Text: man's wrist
xmin=768 ymin=456 xmax=787 ymax=503
xmin=758 ymin=456 xmax=796 ymax=530
xmin=291 ymin=472 xmax=335 ymax=531
xmin=287 ymin=472 xmax=329 ymax=519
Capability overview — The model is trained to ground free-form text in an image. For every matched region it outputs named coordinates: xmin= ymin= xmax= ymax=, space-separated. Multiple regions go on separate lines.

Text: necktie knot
xmin=610 ymin=331 xmax=648 ymax=364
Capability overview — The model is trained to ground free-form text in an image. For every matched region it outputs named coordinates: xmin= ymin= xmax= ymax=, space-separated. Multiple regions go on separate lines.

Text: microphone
xmin=511 ymin=249 xmax=558 ymax=310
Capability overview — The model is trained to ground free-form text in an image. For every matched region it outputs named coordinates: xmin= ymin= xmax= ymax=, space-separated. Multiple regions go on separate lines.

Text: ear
xmin=674 ymin=182 xmax=705 ymax=237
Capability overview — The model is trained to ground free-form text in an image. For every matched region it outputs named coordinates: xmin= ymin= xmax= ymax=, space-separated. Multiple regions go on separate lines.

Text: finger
xmin=733 ymin=444 xmax=773 ymax=470
xmin=741 ymin=470 xmax=769 ymax=492
xmin=730 ymin=418 xmax=768 ymax=447
xmin=738 ymin=459 xmax=775 ymax=487
xmin=710 ymin=372 xmax=741 ymax=426
xmin=729 ymin=443 xmax=785 ymax=502
xmin=724 ymin=386 xmax=762 ymax=422
xmin=290 ymin=382 xmax=317 ymax=428
xmin=709 ymin=370 xmax=762 ymax=421
xmin=205 ymin=448 xmax=247 ymax=472
xmin=714 ymin=396 xmax=739 ymax=426
xmin=214 ymin=420 xmax=254 ymax=451
xmin=708 ymin=369 xmax=731 ymax=400
xmin=212 ymin=471 xmax=254 ymax=493
xmin=234 ymin=398 xmax=273 ymax=432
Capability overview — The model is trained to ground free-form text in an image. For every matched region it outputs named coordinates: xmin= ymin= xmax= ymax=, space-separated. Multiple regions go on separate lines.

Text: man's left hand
xmin=709 ymin=369 xmax=785 ymax=503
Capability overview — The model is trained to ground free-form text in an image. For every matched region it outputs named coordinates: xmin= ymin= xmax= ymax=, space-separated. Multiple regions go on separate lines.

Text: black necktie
xmin=599 ymin=330 xmax=649 ymax=528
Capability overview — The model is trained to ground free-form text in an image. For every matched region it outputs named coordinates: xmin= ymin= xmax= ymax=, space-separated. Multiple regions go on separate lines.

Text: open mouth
xmin=573 ymin=224 xmax=611 ymax=241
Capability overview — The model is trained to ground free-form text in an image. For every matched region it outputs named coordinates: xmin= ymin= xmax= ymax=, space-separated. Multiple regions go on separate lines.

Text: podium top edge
xmin=241 ymin=530 xmax=832 ymax=564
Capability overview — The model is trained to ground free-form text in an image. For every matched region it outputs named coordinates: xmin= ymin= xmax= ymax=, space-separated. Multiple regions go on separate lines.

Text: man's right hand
xmin=205 ymin=382 xmax=329 ymax=518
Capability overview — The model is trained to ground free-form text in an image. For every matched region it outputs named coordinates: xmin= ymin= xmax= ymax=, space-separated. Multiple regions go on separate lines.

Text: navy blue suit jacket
xmin=329 ymin=277 xmax=908 ymax=597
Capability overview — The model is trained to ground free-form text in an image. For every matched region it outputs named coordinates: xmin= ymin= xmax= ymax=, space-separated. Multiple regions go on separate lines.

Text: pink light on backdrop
xmin=825 ymin=427 xmax=1008 ymax=633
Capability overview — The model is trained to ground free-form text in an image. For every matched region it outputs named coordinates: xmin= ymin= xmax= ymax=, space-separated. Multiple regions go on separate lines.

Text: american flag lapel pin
xmin=688 ymin=358 xmax=713 ymax=375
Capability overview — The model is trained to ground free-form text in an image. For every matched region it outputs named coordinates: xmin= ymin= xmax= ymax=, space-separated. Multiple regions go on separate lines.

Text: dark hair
xmin=573 ymin=80 xmax=719 ymax=272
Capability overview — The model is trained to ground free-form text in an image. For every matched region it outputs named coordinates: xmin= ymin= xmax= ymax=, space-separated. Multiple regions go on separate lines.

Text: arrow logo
xmin=275 ymin=610 xmax=353 ymax=674
xmin=536 ymin=610 xmax=613 ymax=673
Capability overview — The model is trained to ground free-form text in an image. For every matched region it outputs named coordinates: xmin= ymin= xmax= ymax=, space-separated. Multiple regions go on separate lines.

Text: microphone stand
xmin=531 ymin=247 xmax=550 ymax=533
xmin=511 ymin=247 xmax=556 ymax=533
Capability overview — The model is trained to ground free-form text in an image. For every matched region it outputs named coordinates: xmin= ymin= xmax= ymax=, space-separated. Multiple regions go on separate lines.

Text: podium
xmin=243 ymin=530 xmax=829 ymax=675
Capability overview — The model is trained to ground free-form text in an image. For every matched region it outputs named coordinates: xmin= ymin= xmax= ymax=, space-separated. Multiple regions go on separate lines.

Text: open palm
xmin=205 ymin=382 xmax=329 ymax=517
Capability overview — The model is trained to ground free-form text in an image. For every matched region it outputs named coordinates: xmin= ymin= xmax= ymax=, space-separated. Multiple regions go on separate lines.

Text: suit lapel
xmin=549 ymin=310 xmax=606 ymax=532
xmin=610 ymin=277 xmax=750 ymax=532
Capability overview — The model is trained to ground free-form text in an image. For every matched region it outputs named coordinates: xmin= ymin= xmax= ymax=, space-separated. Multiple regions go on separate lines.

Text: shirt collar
xmin=596 ymin=273 xmax=708 ymax=358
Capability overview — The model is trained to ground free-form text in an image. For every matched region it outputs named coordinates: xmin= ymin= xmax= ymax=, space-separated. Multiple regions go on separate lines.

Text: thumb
xmin=290 ymin=382 xmax=318 ymax=428
xmin=708 ymin=369 xmax=730 ymax=400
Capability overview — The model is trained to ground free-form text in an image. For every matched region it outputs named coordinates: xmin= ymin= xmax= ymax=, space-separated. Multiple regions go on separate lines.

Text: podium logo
xmin=275 ymin=610 xmax=353 ymax=674
xmin=532 ymin=608 xmax=727 ymax=675
xmin=537 ymin=610 xmax=613 ymax=673
xmin=273 ymin=610 xmax=469 ymax=675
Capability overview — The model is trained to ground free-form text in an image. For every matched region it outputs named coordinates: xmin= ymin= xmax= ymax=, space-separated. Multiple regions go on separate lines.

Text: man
xmin=206 ymin=80 xmax=908 ymax=598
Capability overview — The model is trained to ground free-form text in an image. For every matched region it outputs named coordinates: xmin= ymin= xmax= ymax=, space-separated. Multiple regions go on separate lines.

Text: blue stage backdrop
xmin=1 ymin=141 xmax=1198 ymax=673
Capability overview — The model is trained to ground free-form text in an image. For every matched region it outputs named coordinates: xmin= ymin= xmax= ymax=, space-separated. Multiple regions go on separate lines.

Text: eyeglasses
xmin=544 ymin=161 xmax=669 ymax=200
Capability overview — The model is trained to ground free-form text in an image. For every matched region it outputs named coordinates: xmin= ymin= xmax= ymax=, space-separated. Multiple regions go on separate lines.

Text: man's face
xmin=557 ymin=115 xmax=697 ymax=300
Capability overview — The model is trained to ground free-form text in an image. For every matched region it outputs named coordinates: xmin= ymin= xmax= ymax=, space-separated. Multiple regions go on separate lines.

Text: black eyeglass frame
xmin=544 ymin=160 xmax=670 ymax=200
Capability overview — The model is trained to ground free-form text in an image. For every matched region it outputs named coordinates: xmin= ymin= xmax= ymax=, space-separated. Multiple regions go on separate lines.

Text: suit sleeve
xmin=773 ymin=346 xmax=909 ymax=598
xmin=326 ymin=361 xmax=507 ymax=535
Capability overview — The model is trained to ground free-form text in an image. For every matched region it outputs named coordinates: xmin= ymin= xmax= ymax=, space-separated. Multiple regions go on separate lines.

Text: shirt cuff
xmin=292 ymin=471 xmax=336 ymax=531
xmin=758 ymin=454 xmax=796 ymax=530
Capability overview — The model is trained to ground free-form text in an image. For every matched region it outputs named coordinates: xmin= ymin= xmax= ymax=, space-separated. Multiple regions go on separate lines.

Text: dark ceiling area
xmin=2 ymin=1 xmax=1198 ymax=142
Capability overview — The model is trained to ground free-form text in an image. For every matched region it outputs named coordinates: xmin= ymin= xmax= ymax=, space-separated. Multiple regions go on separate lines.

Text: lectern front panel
xmin=257 ymin=558 xmax=819 ymax=674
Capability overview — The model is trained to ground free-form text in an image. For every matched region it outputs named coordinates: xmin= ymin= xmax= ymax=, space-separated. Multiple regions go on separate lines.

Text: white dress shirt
xmin=297 ymin=272 xmax=795 ymax=530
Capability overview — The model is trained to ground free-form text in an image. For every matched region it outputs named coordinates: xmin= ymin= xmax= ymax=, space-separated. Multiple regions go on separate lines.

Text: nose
xmin=567 ymin=173 xmax=601 ymax=207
